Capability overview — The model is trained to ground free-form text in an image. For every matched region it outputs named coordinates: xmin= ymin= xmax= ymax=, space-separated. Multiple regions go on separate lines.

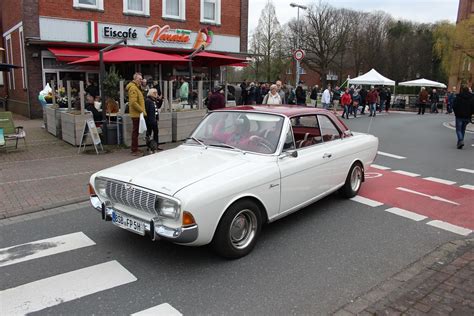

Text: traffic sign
xmin=293 ymin=49 xmax=305 ymax=61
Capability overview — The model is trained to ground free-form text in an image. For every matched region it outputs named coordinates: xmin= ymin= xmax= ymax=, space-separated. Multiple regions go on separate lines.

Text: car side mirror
xmin=280 ymin=150 xmax=298 ymax=159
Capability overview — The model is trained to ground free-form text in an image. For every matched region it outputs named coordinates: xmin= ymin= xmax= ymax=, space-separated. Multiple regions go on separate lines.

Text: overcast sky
xmin=248 ymin=0 xmax=459 ymax=31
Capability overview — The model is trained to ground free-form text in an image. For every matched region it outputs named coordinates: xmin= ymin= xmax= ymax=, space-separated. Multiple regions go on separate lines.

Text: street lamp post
xmin=290 ymin=3 xmax=307 ymax=86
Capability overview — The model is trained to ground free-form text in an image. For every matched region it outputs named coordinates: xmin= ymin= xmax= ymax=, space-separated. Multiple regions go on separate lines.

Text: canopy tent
xmin=399 ymin=78 xmax=447 ymax=89
xmin=70 ymin=46 xmax=189 ymax=64
xmin=348 ymin=69 xmax=395 ymax=86
xmin=188 ymin=51 xmax=248 ymax=67
xmin=0 ymin=63 xmax=22 ymax=72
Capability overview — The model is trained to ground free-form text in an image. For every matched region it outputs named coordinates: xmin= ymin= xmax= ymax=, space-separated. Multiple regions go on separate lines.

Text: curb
xmin=333 ymin=238 xmax=473 ymax=315
xmin=1 ymin=197 xmax=88 ymax=220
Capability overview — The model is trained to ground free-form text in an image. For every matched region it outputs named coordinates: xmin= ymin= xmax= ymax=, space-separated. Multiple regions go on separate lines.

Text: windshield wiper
xmin=186 ymin=137 xmax=206 ymax=147
xmin=209 ymin=143 xmax=244 ymax=153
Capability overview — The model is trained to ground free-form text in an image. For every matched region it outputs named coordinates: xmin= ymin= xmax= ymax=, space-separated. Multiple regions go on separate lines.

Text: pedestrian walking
xmin=295 ymin=81 xmax=307 ymax=105
xmin=430 ymin=88 xmax=440 ymax=113
xmin=322 ymin=85 xmax=331 ymax=110
xmin=341 ymin=88 xmax=352 ymax=119
xmin=385 ymin=88 xmax=391 ymax=112
xmin=447 ymin=87 xmax=456 ymax=114
xmin=240 ymin=79 xmax=248 ymax=105
xmin=332 ymin=85 xmax=341 ymax=113
xmin=127 ymin=72 xmax=147 ymax=156
xmin=145 ymin=88 xmax=163 ymax=151
xmin=367 ymin=86 xmax=378 ymax=117
xmin=417 ymin=87 xmax=429 ymax=115
xmin=352 ymin=89 xmax=360 ymax=118
xmin=262 ymin=84 xmax=282 ymax=105
xmin=310 ymin=85 xmax=319 ymax=107
xmin=359 ymin=87 xmax=368 ymax=114
xmin=452 ymin=85 xmax=474 ymax=149
xmin=179 ymin=77 xmax=189 ymax=104
xmin=379 ymin=87 xmax=387 ymax=112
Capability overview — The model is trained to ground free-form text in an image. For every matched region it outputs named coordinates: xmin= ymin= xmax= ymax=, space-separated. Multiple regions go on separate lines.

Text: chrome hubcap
xmin=229 ymin=209 xmax=257 ymax=249
xmin=351 ymin=166 xmax=362 ymax=192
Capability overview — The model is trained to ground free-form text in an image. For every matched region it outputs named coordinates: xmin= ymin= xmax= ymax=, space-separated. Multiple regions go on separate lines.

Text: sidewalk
xmin=0 ymin=114 xmax=179 ymax=219
xmin=334 ymin=239 xmax=473 ymax=315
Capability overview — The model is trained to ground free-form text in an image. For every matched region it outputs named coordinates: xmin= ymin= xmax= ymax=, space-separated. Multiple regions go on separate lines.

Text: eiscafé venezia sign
xmin=103 ymin=26 xmax=138 ymax=39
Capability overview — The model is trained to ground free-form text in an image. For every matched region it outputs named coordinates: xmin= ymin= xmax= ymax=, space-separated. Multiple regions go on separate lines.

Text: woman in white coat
xmin=262 ymin=84 xmax=282 ymax=105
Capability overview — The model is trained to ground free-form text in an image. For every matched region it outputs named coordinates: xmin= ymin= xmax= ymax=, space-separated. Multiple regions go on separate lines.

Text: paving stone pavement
xmin=0 ymin=114 xmax=180 ymax=219
xmin=334 ymin=239 xmax=474 ymax=316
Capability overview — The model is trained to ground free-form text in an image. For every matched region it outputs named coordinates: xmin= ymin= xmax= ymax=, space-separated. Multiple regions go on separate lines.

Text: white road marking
xmin=393 ymin=170 xmax=420 ymax=177
xmin=350 ymin=195 xmax=384 ymax=207
xmin=423 ymin=177 xmax=456 ymax=186
xmin=427 ymin=220 xmax=473 ymax=236
xmin=396 ymin=187 xmax=460 ymax=206
xmin=132 ymin=303 xmax=182 ymax=316
xmin=370 ymin=164 xmax=391 ymax=170
xmin=0 ymin=232 xmax=95 ymax=268
xmin=0 ymin=260 xmax=137 ymax=315
xmin=460 ymin=184 xmax=474 ymax=190
xmin=377 ymin=151 xmax=406 ymax=159
xmin=457 ymin=168 xmax=474 ymax=174
xmin=385 ymin=207 xmax=427 ymax=222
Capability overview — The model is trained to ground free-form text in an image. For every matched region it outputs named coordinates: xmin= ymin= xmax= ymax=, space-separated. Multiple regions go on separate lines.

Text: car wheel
xmin=340 ymin=162 xmax=364 ymax=198
xmin=212 ymin=200 xmax=262 ymax=259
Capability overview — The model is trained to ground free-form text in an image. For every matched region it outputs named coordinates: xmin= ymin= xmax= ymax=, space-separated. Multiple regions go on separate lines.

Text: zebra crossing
xmin=0 ymin=232 xmax=182 ymax=316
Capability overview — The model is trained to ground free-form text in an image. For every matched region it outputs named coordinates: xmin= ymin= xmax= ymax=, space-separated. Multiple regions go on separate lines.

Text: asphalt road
xmin=1 ymin=112 xmax=472 ymax=315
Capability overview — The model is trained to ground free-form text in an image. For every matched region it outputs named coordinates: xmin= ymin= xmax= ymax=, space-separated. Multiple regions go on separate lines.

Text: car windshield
xmin=188 ymin=111 xmax=284 ymax=154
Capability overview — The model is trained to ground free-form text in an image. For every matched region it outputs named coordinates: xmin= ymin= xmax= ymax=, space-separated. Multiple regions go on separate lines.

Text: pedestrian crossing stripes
xmin=132 ymin=303 xmax=183 ymax=316
xmin=456 ymin=168 xmax=474 ymax=174
xmin=0 ymin=232 xmax=182 ymax=315
xmin=370 ymin=164 xmax=391 ymax=170
xmin=460 ymin=184 xmax=474 ymax=190
xmin=385 ymin=207 xmax=427 ymax=222
xmin=377 ymin=151 xmax=406 ymax=160
xmin=350 ymin=195 xmax=384 ymax=207
xmin=427 ymin=220 xmax=473 ymax=237
xmin=0 ymin=232 xmax=95 ymax=268
xmin=392 ymin=170 xmax=420 ymax=177
xmin=423 ymin=177 xmax=456 ymax=186
xmin=0 ymin=260 xmax=137 ymax=315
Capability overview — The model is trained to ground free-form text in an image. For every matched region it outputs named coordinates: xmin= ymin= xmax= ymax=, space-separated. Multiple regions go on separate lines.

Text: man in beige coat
xmin=127 ymin=72 xmax=147 ymax=155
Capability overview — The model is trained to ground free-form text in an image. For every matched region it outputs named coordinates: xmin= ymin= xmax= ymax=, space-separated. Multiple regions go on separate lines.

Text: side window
xmin=283 ymin=123 xmax=296 ymax=151
xmin=317 ymin=115 xmax=341 ymax=142
xmin=291 ymin=115 xmax=323 ymax=148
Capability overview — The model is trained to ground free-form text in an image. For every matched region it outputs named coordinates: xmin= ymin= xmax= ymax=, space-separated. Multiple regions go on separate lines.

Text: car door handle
xmin=323 ymin=153 xmax=332 ymax=159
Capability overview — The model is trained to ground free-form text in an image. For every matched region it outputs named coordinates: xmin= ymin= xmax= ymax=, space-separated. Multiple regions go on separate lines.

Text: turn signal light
xmin=182 ymin=211 xmax=196 ymax=227
xmin=88 ymin=183 xmax=97 ymax=196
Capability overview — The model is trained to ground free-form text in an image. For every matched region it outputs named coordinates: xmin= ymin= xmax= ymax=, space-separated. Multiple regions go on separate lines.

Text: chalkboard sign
xmin=78 ymin=119 xmax=103 ymax=154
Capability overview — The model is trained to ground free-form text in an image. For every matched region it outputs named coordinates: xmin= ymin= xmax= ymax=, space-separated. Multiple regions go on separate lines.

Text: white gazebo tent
xmin=398 ymin=78 xmax=447 ymax=89
xmin=348 ymin=69 xmax=396 ymax=86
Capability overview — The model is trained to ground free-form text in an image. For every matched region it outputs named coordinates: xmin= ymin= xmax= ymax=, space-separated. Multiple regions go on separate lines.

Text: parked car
xmin=89 ymin=106 xmax=378 ymax=258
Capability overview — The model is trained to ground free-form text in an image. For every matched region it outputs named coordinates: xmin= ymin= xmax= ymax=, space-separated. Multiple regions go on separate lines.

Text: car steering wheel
xmin=249 ymin=135 xmax=274 ymax=153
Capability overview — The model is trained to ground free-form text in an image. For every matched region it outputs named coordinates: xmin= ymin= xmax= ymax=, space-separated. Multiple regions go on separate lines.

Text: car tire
xmin=212 ymin=200 xmax=262 ymax=259
xmin=340 ymin=162 xmax=364 ymax=198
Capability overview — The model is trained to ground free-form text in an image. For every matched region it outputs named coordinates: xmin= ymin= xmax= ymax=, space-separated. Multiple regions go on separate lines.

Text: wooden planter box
xmin=45 ymin=106 xmax=68 ymax=137
xmin=172 ymin=109 xmax=207 ymax=142
xmin=122 ymin=112 xmax=173 ymax=147
xmin=60 ymin=111 xmax=93 ymax=146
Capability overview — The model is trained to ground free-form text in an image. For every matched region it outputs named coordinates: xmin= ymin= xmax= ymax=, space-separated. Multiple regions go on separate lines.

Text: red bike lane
xmin=358 ymin=168 xmax=474 ymax=230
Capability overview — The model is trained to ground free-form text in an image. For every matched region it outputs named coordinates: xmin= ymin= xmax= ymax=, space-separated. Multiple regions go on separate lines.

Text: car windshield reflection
xmin=187 ymin=112 xmax=284 ymax=154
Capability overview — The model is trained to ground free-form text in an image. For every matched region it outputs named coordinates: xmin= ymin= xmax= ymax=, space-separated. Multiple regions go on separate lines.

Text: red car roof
xmin=216 ymin=105 xmax=349 ymax=132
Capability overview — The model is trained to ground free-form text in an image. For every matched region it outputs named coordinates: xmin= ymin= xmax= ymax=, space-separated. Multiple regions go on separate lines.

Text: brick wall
xmin=240 ymin=0 xmax=248 ymax=53
xmin=1 ymin=0 xmax=23 ymax=31
xmin=457 ymin=0 xmax=474 ymax=23
xmin=39 ymin=0 xmax=243 ymax=38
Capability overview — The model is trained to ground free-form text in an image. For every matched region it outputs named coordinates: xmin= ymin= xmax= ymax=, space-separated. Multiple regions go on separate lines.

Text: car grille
xmin=105 ymin=180 xmax=158 ymax=216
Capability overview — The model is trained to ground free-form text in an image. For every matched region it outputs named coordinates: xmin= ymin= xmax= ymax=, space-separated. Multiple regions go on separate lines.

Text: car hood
xmin=94 ymin=145 xmax=250 ymax=196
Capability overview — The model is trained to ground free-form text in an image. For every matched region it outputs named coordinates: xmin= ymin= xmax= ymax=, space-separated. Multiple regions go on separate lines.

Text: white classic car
xmin=89 ymin=106 xmax=378 ymax=258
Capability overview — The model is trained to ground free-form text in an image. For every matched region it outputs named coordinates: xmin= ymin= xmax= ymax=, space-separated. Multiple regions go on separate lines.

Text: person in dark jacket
xmin=417 ymin=87 xmax=429 ymax=115
xmin=239 ymin=79 xmax=248 ymax=105
xmin=295 ymin=82 xmax=307 ymax=105
xmin=430 ymin=88 xmax=440 ymax=113
xmin=359 ymin=88 xmax=368 ymax=114
xmin=145 ymin=88 xmax=163 ymax=150
xmin=452 ymin=85 xmax=474 ymax=149
xmin=85 ymin=94 xmax=102 ymax=123
xmin=310 ymin=85 xmax=319 ymax=107
xmin=208 ymin=87 xmax=226 ymax=111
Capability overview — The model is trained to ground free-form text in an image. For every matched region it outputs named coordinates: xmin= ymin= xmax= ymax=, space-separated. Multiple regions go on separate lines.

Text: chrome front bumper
xmin=90 ymin=196 xmax=198 ymax=244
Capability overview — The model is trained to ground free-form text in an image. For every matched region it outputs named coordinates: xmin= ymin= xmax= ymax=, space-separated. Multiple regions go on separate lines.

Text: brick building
xmin=449 ymin=0 xmax=474 ymax=90
xmin=0 ymin=0 xmax=249 ymax=118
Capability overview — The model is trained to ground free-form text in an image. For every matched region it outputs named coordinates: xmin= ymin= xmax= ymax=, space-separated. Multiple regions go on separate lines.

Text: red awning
xmin=70 ymin=46 xmax=189 ymax=64
xmin=48 ymin=48 xmax=99 ymax=62
xmin=189 ymin=51 xmax=248 ymax=67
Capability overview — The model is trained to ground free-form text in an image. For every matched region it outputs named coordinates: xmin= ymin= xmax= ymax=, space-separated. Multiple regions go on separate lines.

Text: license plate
xmin=112 ymin=211 xmax=146 ymax=236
